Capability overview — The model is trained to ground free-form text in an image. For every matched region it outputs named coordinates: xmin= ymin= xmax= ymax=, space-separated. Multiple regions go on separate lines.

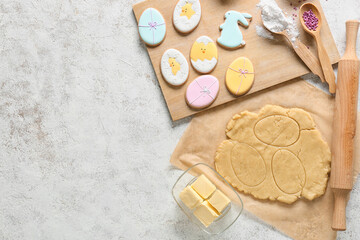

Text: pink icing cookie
xmin=185 ymin=75 xmax=220 ymax=109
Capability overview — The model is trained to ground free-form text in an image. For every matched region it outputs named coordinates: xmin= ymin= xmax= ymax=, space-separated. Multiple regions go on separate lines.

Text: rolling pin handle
xmin=344 ymin=20 xmax=359 ymax=59
xmin=332 ymin=189 xmax=349 ymax=231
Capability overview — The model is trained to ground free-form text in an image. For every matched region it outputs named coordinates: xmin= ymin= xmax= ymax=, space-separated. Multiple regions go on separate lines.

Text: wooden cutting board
xmin=133 ymin=0 xmax=340 ymax=121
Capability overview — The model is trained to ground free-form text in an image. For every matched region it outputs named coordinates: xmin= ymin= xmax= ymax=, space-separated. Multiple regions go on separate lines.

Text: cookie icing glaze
xmin=138 ymin=8 xmax=166 ymax=46
xmin=161 ymin=49 xmax=189 ymax=86
xmin=190 ymin=36 xmax=218 ymax=74
xmin=225 ymin=57 xmax=255 ymax=96
xmin=217 ymin=11 xmax=252 ymax=49
xmin=173 ymin=0 xmax=201 ymax=33
xmin=186 ymin=75 xmax=219 ymax=109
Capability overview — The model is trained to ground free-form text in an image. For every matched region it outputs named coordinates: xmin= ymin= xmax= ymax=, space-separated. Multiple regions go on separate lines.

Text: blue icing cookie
xmin=138 ymin=8 xmax=166 ymax=46
xmin=217 ymin=11 xmax=252 ymax=49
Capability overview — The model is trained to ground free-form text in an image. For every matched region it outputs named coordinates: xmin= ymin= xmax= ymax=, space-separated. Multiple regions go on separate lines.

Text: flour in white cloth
xmin=257 ymin=0 xmax=299 ymax=42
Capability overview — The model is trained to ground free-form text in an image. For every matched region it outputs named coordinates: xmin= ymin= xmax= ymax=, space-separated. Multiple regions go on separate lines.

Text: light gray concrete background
xmin=0 ymin=0 xmax=359 ymax=239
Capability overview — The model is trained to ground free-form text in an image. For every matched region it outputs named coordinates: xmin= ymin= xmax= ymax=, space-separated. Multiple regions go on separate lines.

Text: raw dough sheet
xmin=215 ymin=105 xmax=331 ymax=204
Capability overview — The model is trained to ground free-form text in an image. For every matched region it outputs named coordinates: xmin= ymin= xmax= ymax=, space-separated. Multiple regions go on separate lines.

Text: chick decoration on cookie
xmin=168 ymin=57 xmax=181 ymax=75
xmin=173 ymin=0 xmax=201 ymax=34
xmin=180 ymin=2 xmax=196 ymax=20
xmin=160 ymin=49 xmax=189 ymax=87
xmin=217 ymin=11 xmax=252 ymax=49
xmin=190 ymin=36 xmax=218 ymax=74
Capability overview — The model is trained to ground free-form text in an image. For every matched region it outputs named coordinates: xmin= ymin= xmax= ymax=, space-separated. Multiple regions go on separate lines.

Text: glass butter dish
xmin=172 ymin=163 xmax=243 ymax=235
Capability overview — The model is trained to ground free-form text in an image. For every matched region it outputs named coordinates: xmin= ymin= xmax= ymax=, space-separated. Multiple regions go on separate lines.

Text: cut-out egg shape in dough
xmin=173 ymin=0 xmax=202 ymax=34
xmin=225 ymin=57 xmax=255 ymax=96
xmin=138 ymin=8 xmax=166 ymax=47
xmin=160 ymin=49 xmax=189 ymax=86
xmin=190 ymin=36 xmax=218 ymax=74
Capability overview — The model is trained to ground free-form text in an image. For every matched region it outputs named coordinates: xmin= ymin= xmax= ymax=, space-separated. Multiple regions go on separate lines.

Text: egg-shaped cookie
xmin=190 ymin=36 xmax=218 ymax=74
xmin=185 ymin=75 xmax=219 ymax=109
xmin=138 ymin=8 xmax=166 ymax=47
xmin=225 ymin=57 xmax=254 ymax=96
xmin=173 ymin=0 xmax=201 ymax=34
xmin=160 ymin=49 xmax=189 ymax=86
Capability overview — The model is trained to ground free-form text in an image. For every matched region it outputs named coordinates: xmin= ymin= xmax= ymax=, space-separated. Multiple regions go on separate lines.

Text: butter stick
xmin=191 ymin=175 xmax=216 ymax=199
xmin=193 ymin=201 xmax=219 ymax=227
xmin=208 ymin=189 xmax=230 ymax=213
xmin=179 ymin=186 xmax=203 ymax=209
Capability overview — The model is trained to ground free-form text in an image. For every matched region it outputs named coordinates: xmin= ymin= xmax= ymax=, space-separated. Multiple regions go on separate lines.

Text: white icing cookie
xmin=160 ymin=49 xmax=189 ymax=86
xmin=173 ymin=0 xmax=202 ymax=34
xmin=190 ymin=36 xmax=218 ymax=74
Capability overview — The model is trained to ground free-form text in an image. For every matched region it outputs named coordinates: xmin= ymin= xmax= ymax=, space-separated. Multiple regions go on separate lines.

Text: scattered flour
xmin=256 ymin=25 xmax=275 ymax=40
xmin=257 ymin=0 xmax=299 ymax=42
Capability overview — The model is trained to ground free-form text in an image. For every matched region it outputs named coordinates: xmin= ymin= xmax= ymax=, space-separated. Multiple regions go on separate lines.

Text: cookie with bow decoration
xmin=138 ymin=8 xmax=166 ymax=47
xmin=225 ymin=57 xmax=255 ymax=96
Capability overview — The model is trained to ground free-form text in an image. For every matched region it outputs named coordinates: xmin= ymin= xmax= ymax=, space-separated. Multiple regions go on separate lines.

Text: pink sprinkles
xmin=302 ymin=9 xmax=319 ymax=31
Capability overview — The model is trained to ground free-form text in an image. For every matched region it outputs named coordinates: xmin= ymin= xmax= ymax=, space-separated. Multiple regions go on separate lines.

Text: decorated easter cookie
xmin=217 ymin=11 xmax=252 ymax=49
xmin=186 ymin=75 xmax=219 ymax=109
xmin=160 ymin=49 xmax=189 ymax=86
xmin=190 ymin=36 xmax=218 ymax=74
xmin=226 ymin=57 xmax=254 ymax=96
xmin=173 ymin=0 xmax=201 ymax=34
xmin=138 ymin=8 xmax=166 ymax=47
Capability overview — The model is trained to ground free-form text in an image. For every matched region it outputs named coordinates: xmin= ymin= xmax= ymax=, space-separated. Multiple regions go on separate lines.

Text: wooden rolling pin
xmin=330 ymin=20 xmax=360 ymax=231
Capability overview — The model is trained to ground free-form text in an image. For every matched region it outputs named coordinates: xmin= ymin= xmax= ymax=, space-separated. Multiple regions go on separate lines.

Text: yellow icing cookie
xmin=180 ymin=3 xmax=195 ymax=20
xmin=168 ymin=57 xmax=180 ymax=75
xmin=190 ymin=36 xmax=218 ymax=74
xmin=225 ymin=57 xmax=254 ymax=96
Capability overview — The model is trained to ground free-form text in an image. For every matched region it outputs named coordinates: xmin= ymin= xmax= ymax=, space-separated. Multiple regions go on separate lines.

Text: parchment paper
xmin=170 ymin=80 xmax=360 ymax=240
